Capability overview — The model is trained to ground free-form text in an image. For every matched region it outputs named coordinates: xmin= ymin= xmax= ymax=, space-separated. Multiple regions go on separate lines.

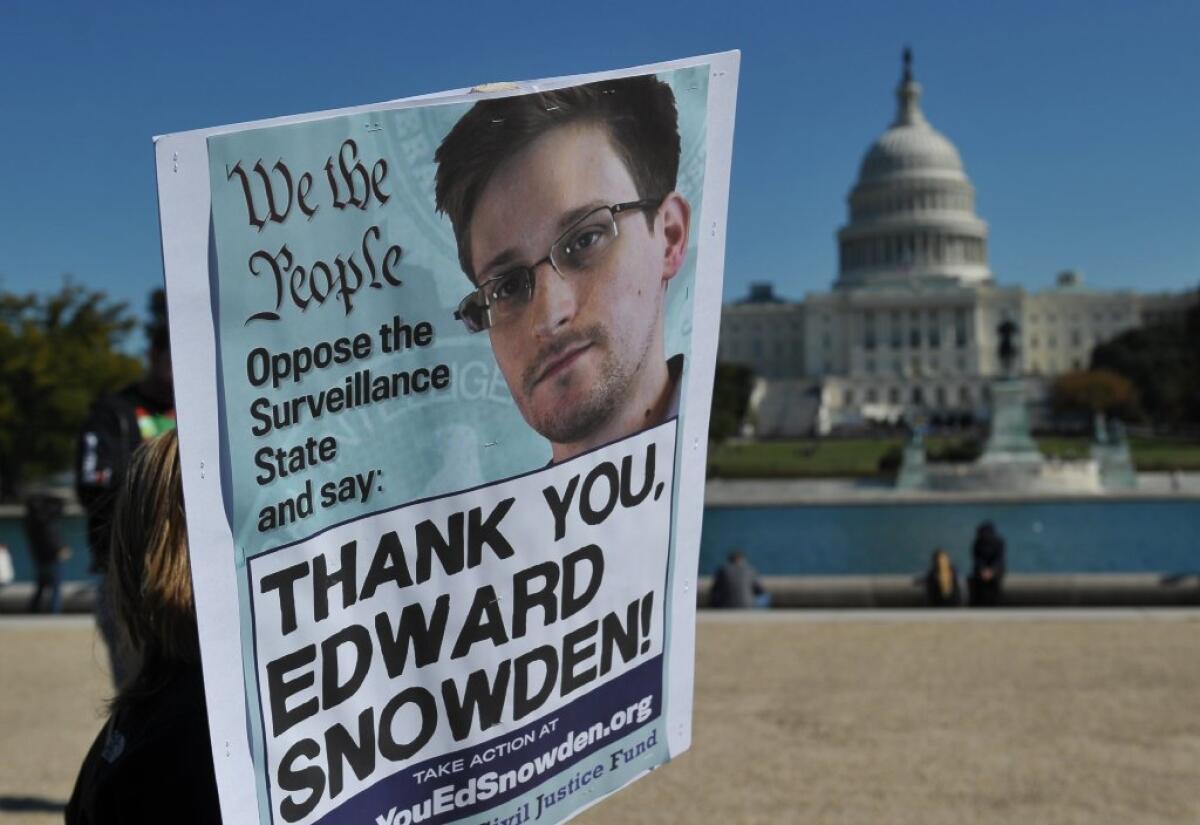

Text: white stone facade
xmin=719 ymin=52 xmax=1195 ymax=436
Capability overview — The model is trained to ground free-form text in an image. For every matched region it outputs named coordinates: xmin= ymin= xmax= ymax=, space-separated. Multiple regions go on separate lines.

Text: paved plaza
xmin=1 ymin=611 xmax=1198 ymax=825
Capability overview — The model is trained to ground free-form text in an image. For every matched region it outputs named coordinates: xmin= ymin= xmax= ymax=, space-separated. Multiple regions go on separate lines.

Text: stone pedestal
xmin=979 ymin=379 xmax=1043 ymax=466
xmin=892 ymin=379 xmax=1113 ymax=494
xmin=896 ymin=438 xmax=927 ymax=490
xmin=1092 ymin=443 xmax=1136 ymax=489
xmin=1091 ymin=418 xmax=1137 ymax=490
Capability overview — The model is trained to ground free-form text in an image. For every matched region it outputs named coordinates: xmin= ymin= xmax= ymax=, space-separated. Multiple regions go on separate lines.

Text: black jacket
xmin=75 ymin=384 xmax=174 ymax=570
xmin=971 ymin=524 xmax=1007 ymax=580
xmin=66 ymin=668 xmax=220 ymax=824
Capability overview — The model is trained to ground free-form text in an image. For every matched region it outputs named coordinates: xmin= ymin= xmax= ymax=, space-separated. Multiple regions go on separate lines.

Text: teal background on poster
xmin=206 ymin=66 xmax=710 ymax=559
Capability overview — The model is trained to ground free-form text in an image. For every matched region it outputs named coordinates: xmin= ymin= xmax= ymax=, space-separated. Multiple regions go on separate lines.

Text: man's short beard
xmin=534 ymin=359 xmax=623 ymax=444
xmin=522 ymin=321 xmax=653 ymax=447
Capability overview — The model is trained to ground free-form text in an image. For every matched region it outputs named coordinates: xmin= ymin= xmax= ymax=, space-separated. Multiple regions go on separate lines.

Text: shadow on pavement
xmin=0 ymin=795 xmax=66 ymax=813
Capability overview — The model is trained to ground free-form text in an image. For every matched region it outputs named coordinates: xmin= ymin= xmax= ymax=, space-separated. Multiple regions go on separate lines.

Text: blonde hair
xmin=933 ymin=549 xmax=955 ymax=599
xmin=106 ymin=429 xmax=198 ymax=708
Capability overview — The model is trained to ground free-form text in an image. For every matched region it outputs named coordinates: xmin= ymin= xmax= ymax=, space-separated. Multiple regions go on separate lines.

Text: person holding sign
xmin=437 ymin=76 xmax=690 ymax=463
xmin=67 ymin=430 xmax=220 ymax=824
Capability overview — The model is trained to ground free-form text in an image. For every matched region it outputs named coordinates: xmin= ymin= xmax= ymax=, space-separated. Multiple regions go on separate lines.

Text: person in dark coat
xmin=924 ymin=548 xmax=962 ymax=607
xmin=710 ymin=550 xmax=768 ymax=608
xmin=76 ymin=295 xmax=174 ymax=686
xmin=969 ymin=521 xmax=1006 ymax=607
xmin=67 ymin=430 xmax=220 ymax=824
xmin=24 ymin=494 xmax=69 ymax=613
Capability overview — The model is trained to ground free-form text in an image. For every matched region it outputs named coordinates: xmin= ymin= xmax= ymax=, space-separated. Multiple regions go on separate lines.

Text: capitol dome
xmin=859 ymin=121 xmax=964 ymax=183
xmin=835 ymin=50 xmax=991 ymax=290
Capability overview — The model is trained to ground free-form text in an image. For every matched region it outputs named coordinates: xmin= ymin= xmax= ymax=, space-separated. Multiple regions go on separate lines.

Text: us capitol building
xmin=719 ymin=51 xmax=1194 ymax=436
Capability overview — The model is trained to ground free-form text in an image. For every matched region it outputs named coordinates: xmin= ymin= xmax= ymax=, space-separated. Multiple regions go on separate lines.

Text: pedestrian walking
xmin=24 ymin=494 xmax=70 ymax=614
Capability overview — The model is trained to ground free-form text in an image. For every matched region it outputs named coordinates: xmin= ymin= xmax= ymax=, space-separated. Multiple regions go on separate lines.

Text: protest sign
xmin=154 ymin=51 xmax=738 ymax=825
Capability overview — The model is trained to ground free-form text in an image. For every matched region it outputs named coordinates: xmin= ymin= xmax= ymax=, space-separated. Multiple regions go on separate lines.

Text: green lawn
xmin=707 ymin=435 xmax=1200 ymax=478
xmin=1118 ymin=437 xmax=1200 ymax=471
xmin=1035 ymin=437 xmax=1092 ymax=461
xmin=1038 ymin=436 xmax=1200 ymax=470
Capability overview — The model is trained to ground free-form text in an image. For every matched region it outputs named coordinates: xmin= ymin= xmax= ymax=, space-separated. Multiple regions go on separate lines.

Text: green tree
xmin=1090 ymin=301 xmax=1200 ymax=427
xmin=709 ymin=362 xmax=755 ymax=443
xmin=0 ymin=281 xmax=142 ymax=499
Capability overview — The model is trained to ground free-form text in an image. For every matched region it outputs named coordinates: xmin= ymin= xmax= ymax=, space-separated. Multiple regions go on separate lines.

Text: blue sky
xmin=2 ymin=0 xmax=1197 ymax=329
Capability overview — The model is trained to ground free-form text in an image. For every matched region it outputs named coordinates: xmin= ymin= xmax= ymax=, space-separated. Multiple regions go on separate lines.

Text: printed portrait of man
xmin=435 ymin=75 xmax=690 ymax=464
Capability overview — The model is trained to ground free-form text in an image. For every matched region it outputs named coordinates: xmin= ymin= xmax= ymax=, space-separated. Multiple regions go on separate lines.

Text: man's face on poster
xmin=467 ymin=123 xmax=689 ymax=450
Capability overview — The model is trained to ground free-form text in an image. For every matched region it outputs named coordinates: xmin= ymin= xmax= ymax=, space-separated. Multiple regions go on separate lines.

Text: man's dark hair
xmin=435 ymin=75 xmax=681 ymax=282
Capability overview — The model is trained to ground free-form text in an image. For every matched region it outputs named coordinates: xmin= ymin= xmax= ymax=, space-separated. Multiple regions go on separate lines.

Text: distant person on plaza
xmin=710 ymin=550 xmax=769 ymax=609
xmin=67 ymin=430 xmax=220 ymax=824
xmin=969 ymin=521 xmax=1006 ymax=607
xmin=924 ymin=548 xmax=962 ymax=607
xmin=24 ymin=493 xmax=70 ymax=614
xmin=76 ymin=290 xmax=175 ymax=685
